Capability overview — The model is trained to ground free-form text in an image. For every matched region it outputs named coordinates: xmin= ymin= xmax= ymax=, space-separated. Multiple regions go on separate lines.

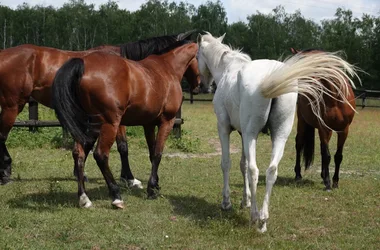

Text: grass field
xmin=0 ymin=95 xmax=379 ymax=249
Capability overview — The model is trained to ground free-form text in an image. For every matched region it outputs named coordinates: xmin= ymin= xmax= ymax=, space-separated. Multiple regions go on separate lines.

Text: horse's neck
xmin=166 ymin=45 xmax=196 ymax=79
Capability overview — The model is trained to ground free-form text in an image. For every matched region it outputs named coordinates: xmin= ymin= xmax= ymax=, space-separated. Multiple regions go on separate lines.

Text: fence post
xmin=28 ymin=98 xmax=38 ymax=133
xmin=173 ymin=97 xmax=184 ymax=138
xmin=361 ymin=91 xmax=366 ymax=109
xmin=190 ymin=91 xmax=194 ymax=104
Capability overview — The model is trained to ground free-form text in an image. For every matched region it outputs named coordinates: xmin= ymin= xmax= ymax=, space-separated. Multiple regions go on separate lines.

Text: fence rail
xmin=14 ymin=98 xmax=184 ymax=138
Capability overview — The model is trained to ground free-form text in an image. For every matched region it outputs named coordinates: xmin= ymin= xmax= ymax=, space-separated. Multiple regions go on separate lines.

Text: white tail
xmin=260 ymin=51 xmax=361 ymax=128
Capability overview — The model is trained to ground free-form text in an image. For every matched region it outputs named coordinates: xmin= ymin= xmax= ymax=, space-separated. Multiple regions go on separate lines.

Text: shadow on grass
xmin=6 ymin=184 xmax=135 ymax=211
xmin=167 ymin=194 xmax=250 ymax=228
xmin=11 ymin=176 xmax=104 ymax=183
xmin=231 ymin=175 xmax=315 ymax=189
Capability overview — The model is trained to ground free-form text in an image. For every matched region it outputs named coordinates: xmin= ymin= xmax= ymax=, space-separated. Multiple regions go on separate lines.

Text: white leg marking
xmin=112 ymin=199 xmax=124 ymax=209
xmin=128 ymin=179 xmax=143 ymax=189
xmin=79 ymin=193 xmax=93 ymax=208
xmin=120 ymin=177 xmax=143 ymax=189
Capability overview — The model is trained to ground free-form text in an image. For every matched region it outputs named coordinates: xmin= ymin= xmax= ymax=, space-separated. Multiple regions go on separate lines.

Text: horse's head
xmin=196 ymin=32 xmax=225 ymax=92
xmin=184 ymin=56 xmax=201 ymax=95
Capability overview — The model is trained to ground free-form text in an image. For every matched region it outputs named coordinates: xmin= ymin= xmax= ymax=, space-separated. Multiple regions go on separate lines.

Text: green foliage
xmin=168 ymin=130 xmax=201 ymax=153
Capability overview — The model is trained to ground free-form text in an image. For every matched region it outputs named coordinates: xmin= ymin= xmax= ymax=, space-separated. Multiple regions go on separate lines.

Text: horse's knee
xmin=266 ymin=165 xmax=278 ymax=184
xmin=117 ymin=140 xmax=128 ymax=154
xmin=93 ymin=149 xmax=108 ymax=165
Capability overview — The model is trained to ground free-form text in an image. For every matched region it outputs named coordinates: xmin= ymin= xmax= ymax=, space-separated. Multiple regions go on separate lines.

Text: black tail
xmin=303 ymin=123 xmax=315 ymax=170
xmin=52 ymin=58 xmax=90 ymax=145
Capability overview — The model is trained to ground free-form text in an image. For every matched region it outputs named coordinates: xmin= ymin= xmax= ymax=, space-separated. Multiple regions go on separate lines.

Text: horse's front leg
xmin=93 ymin=123 xmax=123 ymax=208
xmin=218 ymin=123 xmax=232 ymax=210
xmin=117 ymin=126 xmax=143 ymax=189
xmin=147 ymin=120 xmax=174 ymax=199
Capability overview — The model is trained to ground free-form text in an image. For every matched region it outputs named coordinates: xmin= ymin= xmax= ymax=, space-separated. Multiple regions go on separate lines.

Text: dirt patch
xmin=164 ymin=138 xmax=240 ymax=159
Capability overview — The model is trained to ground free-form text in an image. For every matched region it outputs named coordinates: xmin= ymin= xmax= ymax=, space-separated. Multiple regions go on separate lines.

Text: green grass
xmin=0 ymin=95 xmax=380 ymax=249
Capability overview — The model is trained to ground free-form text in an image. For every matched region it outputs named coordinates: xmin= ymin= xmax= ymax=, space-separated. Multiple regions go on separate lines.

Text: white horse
xmin=196 ymin=32 xmax=359 ymax=233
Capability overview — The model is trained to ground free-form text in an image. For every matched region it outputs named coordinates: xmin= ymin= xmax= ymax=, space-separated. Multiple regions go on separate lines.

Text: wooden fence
xmin=14 ymin=98 xmax=184 ymax=138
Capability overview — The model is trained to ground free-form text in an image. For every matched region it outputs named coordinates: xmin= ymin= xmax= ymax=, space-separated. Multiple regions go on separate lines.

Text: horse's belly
xmin=121 ymin=108 xmax=161 ymax=126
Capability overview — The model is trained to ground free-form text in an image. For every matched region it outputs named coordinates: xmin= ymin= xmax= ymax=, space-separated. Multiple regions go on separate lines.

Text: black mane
xmin=120 ymin=29 xmax=196 ymax=61
xmin=156 ymin=40 xmax=193 ymax=55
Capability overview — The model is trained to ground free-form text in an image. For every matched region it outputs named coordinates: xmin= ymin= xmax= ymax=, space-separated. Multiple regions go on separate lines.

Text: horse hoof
xmin=147 ymin=186 xmax=160 ymax=199
xmin=256 ymin=221 xmax=267 ymax=233
xmin=324 ymin=187 xmax=332 ymax=192
xmin=79 ymin=194 xmax=93 ymax=208
xmin=221 ymin=201 xmax=232 ymax=210
xmin=0 ymin=178 xmax=12 ymax=185
xmin=147 ymin=191 xmax=159 ymax=200
xmin=332 ymin=182 xmax=339 ymax=189
xmin=240 ymin=200 xmax=251 ymax=209
xmin=295 ymin=176 xmax=302 ymax=181
xmin=120 ymin=178 xmax=143 ymax=189
xmin=112 ymin=199 xmax=124 ymax=209
xmin=128 ymin=179 xmax=143 ymax=189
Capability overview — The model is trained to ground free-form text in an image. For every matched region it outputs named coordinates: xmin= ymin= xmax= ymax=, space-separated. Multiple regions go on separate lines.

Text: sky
xmin=0 ymin=0 xmax=379 ymax=23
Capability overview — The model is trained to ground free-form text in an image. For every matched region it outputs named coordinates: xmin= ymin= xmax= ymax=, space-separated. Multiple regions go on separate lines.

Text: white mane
xmin=202 ymin=33 xmax=251 ymax=68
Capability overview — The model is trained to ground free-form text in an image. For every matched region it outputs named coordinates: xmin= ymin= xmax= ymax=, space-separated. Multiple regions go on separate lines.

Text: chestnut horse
xmin=291 ymin=48 xmax=357 ymax=190
xmin=0 ymin=31 xmax=199 ymax=185
xmin=52 ymin=41 xmax=198 ymax=208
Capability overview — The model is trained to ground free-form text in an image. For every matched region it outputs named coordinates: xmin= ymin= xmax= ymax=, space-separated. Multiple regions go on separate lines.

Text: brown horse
xmin=291 ymin=48 xmax=357 ymax=190
xmin=0 ymin=32 xmax=200 ymax=185
xmin=52 ymin=41 xmax=198 ymax=208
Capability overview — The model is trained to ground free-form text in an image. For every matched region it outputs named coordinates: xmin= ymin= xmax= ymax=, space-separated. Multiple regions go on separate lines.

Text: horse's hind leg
xmin=239 ymin=133 xmax=251 ymax=208
xmin=218 ymin=122 xmax=232 ymax=210
xmin=260 ymin=95 xmax=296 ymax=233
xmin=0 ymin=105 xmax=25 ymax=184
xmin=73 ymin=138 xmax=95 ymax=182
xmin=117 ymin=126 xmax=142 ymax=189
xmin=318 ymin=129 xmax=333 ymax=191
xmin=242 ymin=131 xmax=259 ymax=226
xmin=73 ymin=140 xmax=95 ymax=208
xmin=93 ymin=123 xmax=123 ymax=208
xmin=333 ymin=127 xmax=349 ymax=189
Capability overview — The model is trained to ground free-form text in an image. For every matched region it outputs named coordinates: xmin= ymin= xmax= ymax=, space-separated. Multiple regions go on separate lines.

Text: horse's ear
xmin=217 ymin=33 xmax=226 ymax=42
xmin=197 ymin=33 xmax=203 ymax=44
xmin=290 ymin=48 xmax=299 ymax=54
